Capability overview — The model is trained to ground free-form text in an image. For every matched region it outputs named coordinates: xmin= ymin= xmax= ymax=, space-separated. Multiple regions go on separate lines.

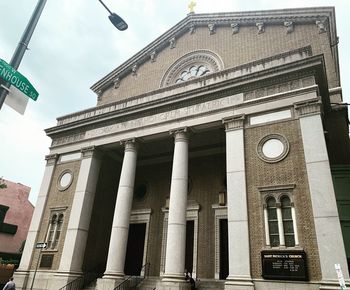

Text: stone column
xmin=14 ymin=154 xmax=58 ymax=288
xmin=222 ymin=116 xmax=254 ymax=290
xmin=102 ymin=139 xmax=138 ymax=282
xmin=295 ymin=100 xmax=349 ymax=287
xmin=162 ymin=128 xmax=190 ymax=290
xmin=56 ymin=146 xmax=102 ymax=282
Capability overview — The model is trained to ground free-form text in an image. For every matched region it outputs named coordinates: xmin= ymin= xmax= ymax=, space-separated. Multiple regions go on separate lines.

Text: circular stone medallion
xmin=257 ymin=134 xmax=289 ymax=163
xmin=58 ymin=170 xmax=73 ymax=191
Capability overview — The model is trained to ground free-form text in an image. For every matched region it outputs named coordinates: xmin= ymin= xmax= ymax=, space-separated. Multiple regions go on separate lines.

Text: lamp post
xmin=0 ymin=0 xmax=128 ymax=111
xmin=0 ymin=0 xmax=47 ymax=110
xmin=97 ymin=0 xmax=128 ymax=31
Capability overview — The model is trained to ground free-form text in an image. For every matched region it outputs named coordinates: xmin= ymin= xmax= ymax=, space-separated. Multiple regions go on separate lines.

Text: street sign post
xmin=35 ymin=242 xmax=47 ymax=249
xmin=0 ymin=58 xmax=39 ymax=101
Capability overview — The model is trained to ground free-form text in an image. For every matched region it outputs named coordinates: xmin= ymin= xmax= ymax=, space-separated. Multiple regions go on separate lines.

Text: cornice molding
xmin=47 ymin=53 xmax=326 ymax=144
xmin=90 ymin=7 xmax=337 ymax=95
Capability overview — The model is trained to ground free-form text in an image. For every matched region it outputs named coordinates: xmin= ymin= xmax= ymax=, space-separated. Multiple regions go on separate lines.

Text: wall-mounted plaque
xmin=261 ymin=250 xmax=308 ymax=281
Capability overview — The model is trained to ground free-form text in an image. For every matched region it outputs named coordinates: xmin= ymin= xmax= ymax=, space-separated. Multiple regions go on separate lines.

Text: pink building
xmin=0 ymin=179 xmax=34 ymax=255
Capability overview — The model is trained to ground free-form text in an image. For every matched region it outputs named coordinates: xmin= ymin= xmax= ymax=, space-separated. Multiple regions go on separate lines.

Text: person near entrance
xmin=2 ymin=277 xmax=15 ymax=290
xmin=185 ymin=271 xmax=196 ymax=290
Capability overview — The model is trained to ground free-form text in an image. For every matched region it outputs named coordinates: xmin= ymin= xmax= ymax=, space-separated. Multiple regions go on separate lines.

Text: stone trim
xmin=211 ymin=204 xmax=227 ymax=279
xmin=256 ymin=134 xmax=290 ymax=163
xmin=130 ymin=208 xmax=152 ymax=275
xmin=57 ymin=169 xmax=74 ymax=191
xmin=294 ymin=100 xmax=322 ymax=117
xmin=222 ymin=115 xmax=245 ymax=131
xmin=55 ymin=46 xmax=312 ymax=128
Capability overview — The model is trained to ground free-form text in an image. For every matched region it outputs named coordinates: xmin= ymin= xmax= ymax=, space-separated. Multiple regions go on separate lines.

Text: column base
xmin=225 ymin=275 xmax=254 ymax=290
xmin=319 ymin=279 xmax=350 ymax=290
xmin=96 ymin=276 xmax=125 ymax=290
xmin=13 ymin=270 xmax=30 ymax=289
xmin=51 ymin=271 xmax=82 ymax=289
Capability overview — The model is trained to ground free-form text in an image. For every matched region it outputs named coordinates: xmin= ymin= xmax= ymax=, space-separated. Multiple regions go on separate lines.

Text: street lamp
xmin=98 ymin=0 xmax=128 ymax=31
xmin=0 ymin=0 xmax=128 ymax=111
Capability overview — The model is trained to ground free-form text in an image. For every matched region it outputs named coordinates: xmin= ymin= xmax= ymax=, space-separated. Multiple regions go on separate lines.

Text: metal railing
xmin=58 ymin=272 xmax=102 ymax=290
xmin=114 ymin=262 xmax=150 ymax=290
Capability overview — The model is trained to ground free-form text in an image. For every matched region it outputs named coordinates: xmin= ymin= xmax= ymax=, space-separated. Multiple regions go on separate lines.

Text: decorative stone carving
xmin=121 ymin=139 xmax=138 ymax=153
xmin=189 ymin=23 xmax=196 ymax=34
xmin=97 ymin=90 xmax=103 ymax=97
xmin=81 ymin=146 xmax=96 ymax=158
xmin=294 ymin=100 xmax=322 ymax=117
xmin=222 ymin=115 xmax=245 ymax=131
xmin=284 ymin=21 xmax=294 ymax=33
xmin=150 ymin=51 xmax=157 ymax=62
xmin=169 ymin=37 xmax=176 ymax=49
xmin=256 ymin=22 xmax=265 ymax=34
xmin=316 ymin=20 xmax=327 ymax=33
xmin=231 ymin=22 xmax=239 ymax=34
xmin=113 ymin=77 xmax=120 ymax=89
xmin=131 ymin=64 xmax=138 ymax=75
xmin=45 ymin=154 xmax=58 ymax=166
xmin=208 ymin=23 xmax=216 ymax=35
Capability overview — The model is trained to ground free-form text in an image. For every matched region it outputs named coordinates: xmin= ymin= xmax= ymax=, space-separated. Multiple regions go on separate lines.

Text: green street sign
xmin=0 ymin=58 xmax=39 ymax=101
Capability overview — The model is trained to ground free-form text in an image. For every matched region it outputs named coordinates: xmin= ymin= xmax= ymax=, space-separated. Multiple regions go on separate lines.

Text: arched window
xmin=45 ymin=211 xmax=65 ymax=250
xmin=47 ymin=214 xmax=57 ymax=249
xmin=266 ymin=197 xmax=279 ymax=247
xmin=263 ymin=192 xmax=298 ymax=248
xmin=281 ymin=196 xmax=295 ymax=247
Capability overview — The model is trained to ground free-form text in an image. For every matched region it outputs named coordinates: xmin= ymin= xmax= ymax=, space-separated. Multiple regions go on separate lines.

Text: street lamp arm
xmin=98 ymin=0 xmax=113 ymax=15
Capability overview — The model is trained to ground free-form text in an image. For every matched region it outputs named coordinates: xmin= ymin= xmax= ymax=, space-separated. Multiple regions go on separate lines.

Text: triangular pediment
xmin=91 ymin=7 xmax=337 ymax=105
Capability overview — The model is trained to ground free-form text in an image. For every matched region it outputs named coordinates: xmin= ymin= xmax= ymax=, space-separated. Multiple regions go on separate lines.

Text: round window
xmin=257 ymin=134 xmax=289 ymax=163
xmin=58 ymin=170 xmax=73 ymax=191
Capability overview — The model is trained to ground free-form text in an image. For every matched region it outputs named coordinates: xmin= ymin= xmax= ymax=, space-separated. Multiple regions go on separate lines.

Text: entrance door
xmin=124 ymin=223 xmax=146 ymax=275
xmin=219 ymin=218 xmax=229 ymax=279
xmin=185 ymin=220 xmax=195 ymax=274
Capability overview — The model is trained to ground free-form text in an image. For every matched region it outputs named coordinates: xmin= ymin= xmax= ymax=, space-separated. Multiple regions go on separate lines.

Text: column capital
xmin=120 ymin=138 xmax=138 ymax=152
xmin=81 ymin=146 xmax=97 ymax=159
xmin=294 ymin=100 xmax=322 ymax=118
xmin=222 ymin=115 xmax=245 ymax=131
xmin=45 ymin=154 xmax=58 ymax=166
xmin=169 ymin=127 xmax=189 ymax=142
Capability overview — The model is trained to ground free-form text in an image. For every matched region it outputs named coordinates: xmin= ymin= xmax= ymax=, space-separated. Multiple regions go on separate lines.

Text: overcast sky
xmin=0 ymin=0 xmax=349 ymax=204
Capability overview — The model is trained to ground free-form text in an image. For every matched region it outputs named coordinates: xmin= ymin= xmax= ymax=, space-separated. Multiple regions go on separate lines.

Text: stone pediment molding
xmin=90 ymin=7 xmax=337 ymax=95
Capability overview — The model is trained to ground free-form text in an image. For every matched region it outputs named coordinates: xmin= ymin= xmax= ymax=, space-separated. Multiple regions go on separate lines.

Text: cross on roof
xmin=188 ymin=0 xmax=196 ymax=13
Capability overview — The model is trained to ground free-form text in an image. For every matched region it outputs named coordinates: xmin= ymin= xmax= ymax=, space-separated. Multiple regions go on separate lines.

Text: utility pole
xmin=0 ymin=0 xmax=47 ymax=110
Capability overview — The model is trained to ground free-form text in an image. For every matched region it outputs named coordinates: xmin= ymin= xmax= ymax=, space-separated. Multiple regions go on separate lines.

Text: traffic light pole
xmin=0 ymin=0 xmax=47 ymax=110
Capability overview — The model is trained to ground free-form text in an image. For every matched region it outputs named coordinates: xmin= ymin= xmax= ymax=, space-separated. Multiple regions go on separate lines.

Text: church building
xmin=15 ymin=6 xmax=350 ymax=290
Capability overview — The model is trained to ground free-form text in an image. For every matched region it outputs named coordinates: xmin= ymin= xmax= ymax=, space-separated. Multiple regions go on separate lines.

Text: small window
xmin=266 ymin=197 xmax=279 ymax=247
xmin=45 ymin=211 xmax=65 ymax=250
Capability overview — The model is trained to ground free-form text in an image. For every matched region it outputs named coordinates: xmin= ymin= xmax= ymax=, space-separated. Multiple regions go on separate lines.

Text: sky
xmin=0 ymin=0 xmax=349 ymax=205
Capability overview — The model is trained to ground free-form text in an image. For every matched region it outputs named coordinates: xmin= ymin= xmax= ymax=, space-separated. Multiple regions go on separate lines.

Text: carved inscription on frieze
xmin=85 ymin=94 xmax=243 ymax=139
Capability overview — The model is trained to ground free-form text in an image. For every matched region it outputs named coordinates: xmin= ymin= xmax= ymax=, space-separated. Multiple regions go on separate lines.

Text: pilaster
xmin=54 ymin=146 xmax=102 ymax=287
xmin=222 ymin=115 xmax=254 ymax=290
xmin=14 ymin=154 xmax=58 ymax=289
xmin=296 ymin=100 xmax=350 ymax=286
